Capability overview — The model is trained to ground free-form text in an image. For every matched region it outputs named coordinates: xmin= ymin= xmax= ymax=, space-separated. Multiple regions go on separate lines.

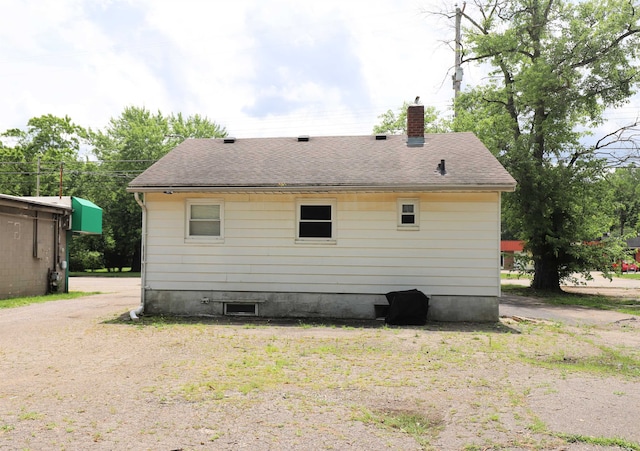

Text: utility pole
xmin=59 ymin=161 xmax=63 ymax=198
xmin=36 ymin=156 xmax=40 ymax=197
xmin=453 ymin=3 xmax=465 ymax=103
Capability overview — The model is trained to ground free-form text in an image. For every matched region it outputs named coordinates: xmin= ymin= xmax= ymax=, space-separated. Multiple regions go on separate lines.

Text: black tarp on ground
xmin=385 ymin=289 xmax=429 ymax=325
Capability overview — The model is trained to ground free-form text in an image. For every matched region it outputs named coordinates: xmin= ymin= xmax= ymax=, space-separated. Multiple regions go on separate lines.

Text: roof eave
xmin=0 ymin=194 xmax=73 ymax=213
xmin=127 ymin=183 xmax=517 ymax=194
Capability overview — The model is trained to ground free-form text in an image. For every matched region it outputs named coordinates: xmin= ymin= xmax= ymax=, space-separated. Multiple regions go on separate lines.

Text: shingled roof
xmin=127 ymin=133 xmax=516 ymax=193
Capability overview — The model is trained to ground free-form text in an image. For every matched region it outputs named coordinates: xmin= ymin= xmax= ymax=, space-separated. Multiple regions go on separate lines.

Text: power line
xmin=0 ymin=159 xmax=158 ymax=165
xmin=0 ymin=170 xmax=145 ymax=175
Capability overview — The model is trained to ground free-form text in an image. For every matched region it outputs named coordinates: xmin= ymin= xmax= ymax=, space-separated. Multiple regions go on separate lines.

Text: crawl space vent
xmin=224 ymin=302 xmax=258 ymax=316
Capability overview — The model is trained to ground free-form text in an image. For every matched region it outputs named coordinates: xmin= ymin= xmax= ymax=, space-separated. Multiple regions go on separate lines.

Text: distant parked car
xmin=612 ymin=261 xmax=639 ymax=273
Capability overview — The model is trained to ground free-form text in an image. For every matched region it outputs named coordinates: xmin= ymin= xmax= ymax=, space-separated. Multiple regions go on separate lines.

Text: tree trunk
xmin=531 ymin=256 xmax=561 ymax=291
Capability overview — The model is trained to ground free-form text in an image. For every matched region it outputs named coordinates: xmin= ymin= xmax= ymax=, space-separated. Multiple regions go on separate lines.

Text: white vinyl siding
xmin=144 ymin=192 xmax=501 ymax=297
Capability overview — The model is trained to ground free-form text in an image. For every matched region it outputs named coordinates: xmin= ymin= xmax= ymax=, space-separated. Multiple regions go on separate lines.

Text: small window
xmin=401 ymin=204 xmax=415 ymax=224
xmin=397 ymin=199 xmax=419 ymax=230
xmin=186 ymin=199 xmax=223 ymax=241
xmin=296 ymin=199 xmax=336 ymax=242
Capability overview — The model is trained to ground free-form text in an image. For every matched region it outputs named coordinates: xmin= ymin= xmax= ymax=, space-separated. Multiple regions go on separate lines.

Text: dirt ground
xmin=0 ymin=277 xmax=638 ymax=451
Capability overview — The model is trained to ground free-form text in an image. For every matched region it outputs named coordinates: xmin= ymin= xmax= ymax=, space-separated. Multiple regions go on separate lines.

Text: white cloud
xmin=1 ymin=0 xmax=463 ymax=136
xmin=1 ymin=0 xmax=636 ymax=142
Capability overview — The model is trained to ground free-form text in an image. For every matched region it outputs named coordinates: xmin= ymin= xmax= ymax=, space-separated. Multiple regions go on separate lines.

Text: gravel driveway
xmin=501 ymin=271 xmax=640 ymax=325
xmin=0 ymin=276 xmax=638 ymax=450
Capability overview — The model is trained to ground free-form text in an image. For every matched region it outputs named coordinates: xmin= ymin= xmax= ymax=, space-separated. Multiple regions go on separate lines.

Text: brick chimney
xmin=407 ymin=104 xmax=425 ymax=147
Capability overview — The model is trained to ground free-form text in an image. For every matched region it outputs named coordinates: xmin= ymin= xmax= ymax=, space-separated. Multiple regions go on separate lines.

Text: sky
xmin=0 ymin=0 xmax=638 ymax=141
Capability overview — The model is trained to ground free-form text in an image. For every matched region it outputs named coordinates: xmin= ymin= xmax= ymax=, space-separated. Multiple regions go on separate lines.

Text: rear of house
xmin=128 ymin=106 xmax=516 ymax=321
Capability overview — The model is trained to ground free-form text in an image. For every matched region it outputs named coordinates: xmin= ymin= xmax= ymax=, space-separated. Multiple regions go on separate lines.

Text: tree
xmin=0 ymin=115 xmax=87 ymax=196
xmin=605 ymin=165 xmax=640 ymax=236
xmin=170 ymin=112 xmax=227 ymax=139
xmin=88 ymin=106 xmax=227 ymax=271
xmin=449 ymin=0 xmax=640 ymax=290
xmin=372 ymin=102 xmax=451 ymax=134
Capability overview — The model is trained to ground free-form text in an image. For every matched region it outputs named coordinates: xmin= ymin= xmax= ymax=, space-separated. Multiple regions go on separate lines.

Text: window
xmin=296 ymin=199 xmax=336 ymax=242
xmin=397 ymin=199 xmax=419 ymax=230
xmin=186 ymin=199 xmax=223 ymax=241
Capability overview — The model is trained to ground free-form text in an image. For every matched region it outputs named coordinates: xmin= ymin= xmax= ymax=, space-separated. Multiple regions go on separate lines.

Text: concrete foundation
xmin=428 ymin=295 xmax=499 ymax=322
xmin=144 ymin=290 xmax=499 ymax=322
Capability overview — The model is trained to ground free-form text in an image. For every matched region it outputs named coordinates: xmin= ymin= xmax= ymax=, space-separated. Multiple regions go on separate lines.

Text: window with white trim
xmin=186 ymin=199 xmax=223 ymax=241
xmin=296 ymin=199 xmax=336 ymax=242
xmin=397 ymin=199 xmax=419 ymax=230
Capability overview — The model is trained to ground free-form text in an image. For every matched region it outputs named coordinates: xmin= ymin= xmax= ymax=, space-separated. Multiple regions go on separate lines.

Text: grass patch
xmin=70 ymin=269 xmax=140 ymax=278
xmin=512 ymin=322 xmax=640 ymax=378
xmin=525 ymin=345 xmax=640 ymax=378
xmin=526 ymin=416 xmax=547 ymax=433
xmin=502 ymin=284 xmax=640 ymax=315
xmin=501 ymin=271 xmax=532 ymax=280
xmin=557 ymin=433 xmax=640 ymax=450
xmin=19 ymin=411 xmax=44 ymax=421
xmin=615 ymin=272 xmax=640 ymax=280
xmin=0 ymin=424 xmax=15 ymax=432
xmin=0 ymin=292 xmax=99 ymax=309
xmin=354 ymin=408 xmax=443 ymax=449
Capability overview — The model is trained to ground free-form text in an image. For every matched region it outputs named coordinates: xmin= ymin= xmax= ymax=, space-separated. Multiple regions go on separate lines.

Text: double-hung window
xmin=296 ymin=199 xmax=336 ymax=243
xmin=397 ymin=198 xmax=419 ymax=230
xmin=186 ymin=199 xmax=224 ymax=241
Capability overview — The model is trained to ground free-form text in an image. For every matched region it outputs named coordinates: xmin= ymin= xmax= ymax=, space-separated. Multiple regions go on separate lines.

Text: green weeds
xmin=18 ymin=411 xmax=44 ymax=421
xmin=0 ymin=292 xmax=99 ymax=309
xmin=557 ymin=433 xmax=640 ymax=450
xmin=354 ymin=408 xmax=443 ymax=449
xmin=70 ymin=269 xmax=140 ymax=277
xmin=516 ymin=327 xmax=640 ymax=378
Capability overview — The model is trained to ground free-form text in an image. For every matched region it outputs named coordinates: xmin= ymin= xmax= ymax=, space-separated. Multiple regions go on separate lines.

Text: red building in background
xmin=501 ymin=240 xmax=525 ymax=270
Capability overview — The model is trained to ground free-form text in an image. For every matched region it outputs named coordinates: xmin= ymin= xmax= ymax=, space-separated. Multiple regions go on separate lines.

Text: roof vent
xmin=436 ymin=159 xmax=447 ymax=175
xmin=223 ymin=137 xmax=236 ymax=144
xmin=297 ymin=135 xmax=310 ymax=142
xmin=375 ymin=134 xmax=387 ymax=140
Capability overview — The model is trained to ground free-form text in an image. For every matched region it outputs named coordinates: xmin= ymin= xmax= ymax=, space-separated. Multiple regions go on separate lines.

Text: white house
xmin=127 ymin=105 xmax=516 ymax=321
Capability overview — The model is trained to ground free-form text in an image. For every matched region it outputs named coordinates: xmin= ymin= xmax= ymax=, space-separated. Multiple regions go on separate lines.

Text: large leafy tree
xmin=88 ymin=106 xmax=227 ymax=271
xmin=0 ymin=115 xmax=87 ymax=196
xmin=451 ymin=0 xmax=640 ymax=290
